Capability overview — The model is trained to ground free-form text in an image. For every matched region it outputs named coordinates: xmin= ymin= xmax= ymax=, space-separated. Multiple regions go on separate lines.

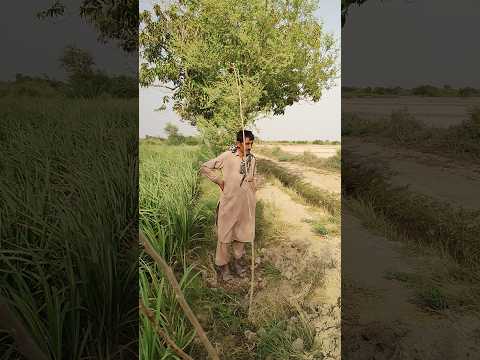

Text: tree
xmin=58 ymin=46 xmax=137 ymax=98
xmin=140 ymin=0 xmax=338 ymax=151
xmin=412 ymin=85 xmax=441 ymax=97
xmin=164 ymin=122 xmax=185 ymax=144
xmin=341 ymin=0 xmax=369 ymax=27
xmin=37 ymin=0 xmax=138 ymax=53
xmin=59 ymin=46 xmax=95 ymax=76
xmin=164 ymin=122 xmax=180 ymax=138
xmin=459 ymin=87 xmax=478 ymax=97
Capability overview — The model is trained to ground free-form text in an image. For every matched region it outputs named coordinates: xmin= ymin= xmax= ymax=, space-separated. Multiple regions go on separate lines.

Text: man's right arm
xmin=200 ymin=152 xmax=226 ymax=189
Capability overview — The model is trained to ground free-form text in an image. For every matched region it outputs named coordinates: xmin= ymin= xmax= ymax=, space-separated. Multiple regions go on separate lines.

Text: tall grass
xmin=140 ymin=144 xmax=204 ymax=264
xmin=139 ymin=143 xmax=208 ymax=359
xmin=0 ymin=97 xmax=138 ymax=358
xmin=139 ymin=144 xmax=336 ymax=359
xmin=139 ymin=257 xmax=200 ymax=359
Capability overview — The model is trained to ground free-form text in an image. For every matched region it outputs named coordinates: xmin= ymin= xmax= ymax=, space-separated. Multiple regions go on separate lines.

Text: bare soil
xmin=200 ymin=156 xmax=341 ymax=358
xmin=260 ymin=144 xmax=340 ymax=158
xmin=343 ymin=96 xmax=480 ymax=128
xmin=343 ymin=137 xmax=480 ymax=209
xmin=342 ymin=208 xmax=480 ymax=359
xmin=256 ymin=153 xmax=341 ymax=195
xmin=342 ymin=135 xmax=480 ymax=358
xmin=255 ymin=182 xmax=341 ymax=359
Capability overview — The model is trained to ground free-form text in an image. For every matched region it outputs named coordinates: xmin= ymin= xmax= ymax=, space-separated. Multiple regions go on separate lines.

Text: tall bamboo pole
xmin=232 ymin=64 xmax=256 ymax=318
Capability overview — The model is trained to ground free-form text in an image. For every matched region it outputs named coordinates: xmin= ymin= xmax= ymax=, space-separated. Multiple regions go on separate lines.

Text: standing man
xmin=200 ymin=130 xmax=257 ymax=281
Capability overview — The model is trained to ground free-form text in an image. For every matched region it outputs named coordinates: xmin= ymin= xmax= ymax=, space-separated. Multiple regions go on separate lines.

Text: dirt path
xmin=342 ymin=207 xmax=480 ymax=359
xmin=255 ymin=181 xmax=341 ymax=359
xmin=258 ymin=183 xmax=340 ymax=302
xmin=256 ymin=153 xmax=341 ymax=195
xmin=344 ymin=137 xmax=480 ymax=209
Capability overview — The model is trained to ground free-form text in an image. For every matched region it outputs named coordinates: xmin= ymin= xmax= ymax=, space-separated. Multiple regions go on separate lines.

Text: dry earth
xmin=202 ymin=152 xmax=342 ymax=358
xmin=343 ymin=96 xmax=480 ymax=128
xmin=275 ymin=143 xmax=480 ymax=359
xmin=254 ymin=180 xmax=341 ymax=359
xmin=342 ymin=208 xmax=480 ymax=359
xmin=344 ymin=137 xmax=480 ymax=209
xmin=260 ymin=144 xmax=340 ymax=158
xmin=256 ymin=153 xmax=341 ymax=195
xmin=239 ymin=149 xmax=342 ymax=359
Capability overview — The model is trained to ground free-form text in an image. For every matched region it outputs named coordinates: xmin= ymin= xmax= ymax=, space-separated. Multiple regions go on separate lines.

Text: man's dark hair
xmin=236 ymin=129 xmax=254 ymax=142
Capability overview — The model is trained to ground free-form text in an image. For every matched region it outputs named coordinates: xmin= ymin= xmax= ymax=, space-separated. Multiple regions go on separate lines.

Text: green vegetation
xmin=1 ymin=46 xmax=137 ymax=100
xmin=342 ymin=85 xmax=480 ymax=98
xmin=343 ymin=151 xmax=480 ymax=272
xmin=303 ymin=214 xmax=340 ymax=238
xmin=139 ymin=143 xmax=207 ymax=358
xmin=139 ymin=142 xmax=338 ymax=358
xmin=261 ymin=140 xmax=340 ymax=145
xmin=59 ymin=45 xmax=137 ymax=98
xmin=343 ymin=150 xmax=480 ymax=316
xmin=256 ymin=317 xmax=316 ymax=359
xmin=384 ymin=272 xmax=455 ymax=312
xmin=0 ymin=97 xmax=138 ymax=358
xmin=312 ymin=223 xmax=329 ymax=236
xmin=163 ymin=122 xmax=202 ymax=146
xmin=137 ymin=0 xmax=342 ymax=354
xmin=37 ymin=1 xmax=138 ymax=53
xmin=343 ymin=108 xmax=480 ymax=161
xmin=140 ymin=144 xmax=204 ymax=264
xmin=414 ymin=286 xmax=449 ymax=311
xmin=258 ymin=146 xmax=341 ymax=172
xmin=344 ymin=161 xmax=480 ymax=315
xmin=140 ymin=0 xmax=338 ymax=152
xmin=257 ymin=159 xmax=340 ymax=216
xmin=342 ymin=0 xmax=369 ymax=27
xmin=263 ymin=263 xmax=283 ymax=281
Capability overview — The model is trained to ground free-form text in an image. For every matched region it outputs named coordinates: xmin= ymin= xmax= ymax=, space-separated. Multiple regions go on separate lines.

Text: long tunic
xmin=200 ymin=150 xmax=257 ymax=244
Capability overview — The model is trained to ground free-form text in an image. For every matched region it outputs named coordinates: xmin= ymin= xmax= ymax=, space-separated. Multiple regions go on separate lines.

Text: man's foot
xmin=233 ymin=258 xmax=247 ymax=277
xmin=217 ymin=264 xmax=233 ymax=282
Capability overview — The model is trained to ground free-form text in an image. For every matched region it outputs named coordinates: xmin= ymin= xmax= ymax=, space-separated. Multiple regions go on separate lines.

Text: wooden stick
xmin=140 ymin=231 xmax=220 ymax=360
xmin=139 ymin=299 xmax=194 ymax=360
xmin=232 ymin=64 xmax=256 ymax=318
xmin=0 ymin=298 xmax=49 ymax=360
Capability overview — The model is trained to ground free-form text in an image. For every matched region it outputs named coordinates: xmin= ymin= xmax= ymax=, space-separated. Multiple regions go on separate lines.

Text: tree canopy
xmin=341 ymin=0 xmax=369 ymax=27
xmin=140 ymin=0 xmax=338 ymax=151
xmin=37 ymin=0 xmax=138 ymax=53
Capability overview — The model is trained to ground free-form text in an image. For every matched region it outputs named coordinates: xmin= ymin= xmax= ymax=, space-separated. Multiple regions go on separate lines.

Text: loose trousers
xmin=215 ymin=241 xmax=246 ymax=266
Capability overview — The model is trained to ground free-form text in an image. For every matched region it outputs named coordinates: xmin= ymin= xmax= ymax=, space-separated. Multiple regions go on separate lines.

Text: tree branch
xmin=140 ymin=231 xmax=220 ymax=360
xmin=149 ymin=84 xmax=179 ymax=91
xmin=0 ymin=298 xmax=49 ymax=360
xmin=139 ymin=299 xmax=194 ymax=360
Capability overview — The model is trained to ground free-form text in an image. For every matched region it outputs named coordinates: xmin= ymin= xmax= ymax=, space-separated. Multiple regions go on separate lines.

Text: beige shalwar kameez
xmin=200 ymin=150 xmax=257 ymax=266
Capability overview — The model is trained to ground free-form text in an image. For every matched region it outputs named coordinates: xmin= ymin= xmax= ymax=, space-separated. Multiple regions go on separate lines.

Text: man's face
xmin=237 ymin=137 xmax=253 ymax=154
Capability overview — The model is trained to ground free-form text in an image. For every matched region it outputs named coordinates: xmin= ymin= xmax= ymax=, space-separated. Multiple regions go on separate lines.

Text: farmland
xmin=139 ymin=139 xmax=341 ymax=359
xmin=260 ymin=144 xmax=340 ymax=159
xmin=0 ymin=97 xmax=138 ymax=359
xmin=343 ymin=96 xmax=480 ymax=128
xmin=342 ymin=96 xmax=480 ymax=358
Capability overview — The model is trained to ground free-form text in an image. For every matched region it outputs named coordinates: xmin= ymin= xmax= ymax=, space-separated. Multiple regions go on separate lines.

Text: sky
xmin=139 ymin=0 xmax=342 ymax=141
xmin=342 ymin=0 xmax=480 ymax=88
xmin=0 ymin=1 xmax=136 ymax=81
